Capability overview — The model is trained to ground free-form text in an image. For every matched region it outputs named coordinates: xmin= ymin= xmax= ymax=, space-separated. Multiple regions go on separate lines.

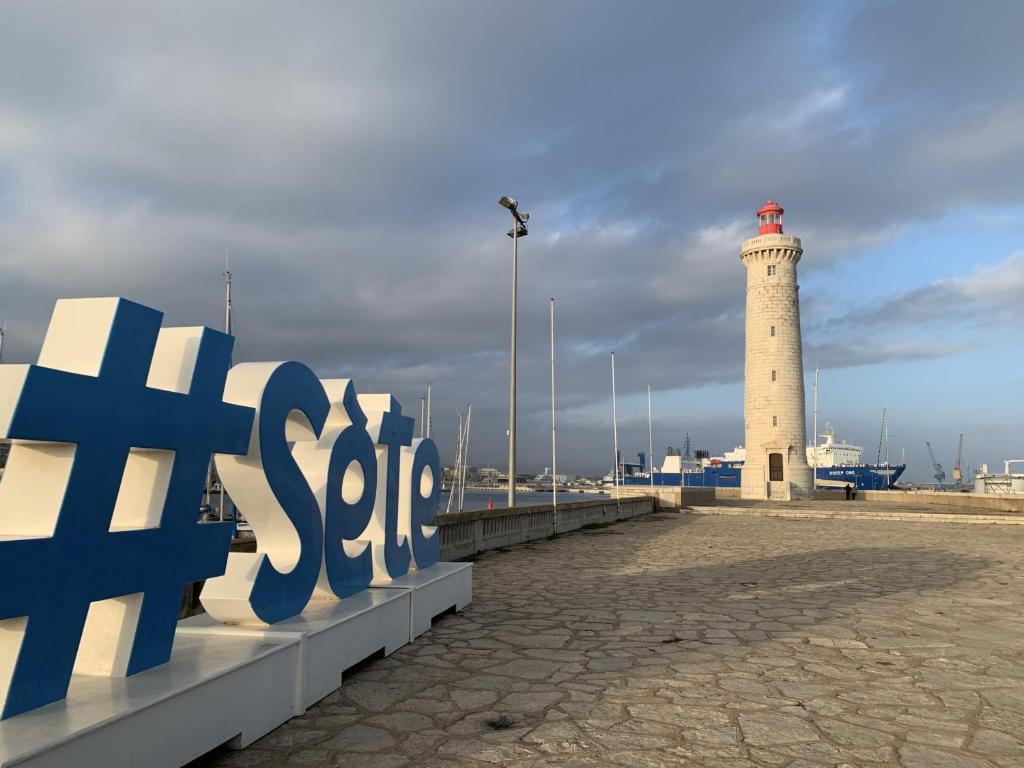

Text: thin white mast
xmin=420 ymin=396 xmax=426 ymax=439
xmin=550 ymin=298 xmax=557 ymax=517
xmin=647 ymin=384 xmax=654 ymax=492
xmin=224 ymin=255 xmax=233 ymax=339
xmin=812 ymin=367 xmax=819 ymax=495
xmin=611 ymin=352 xmax=620 ymax=509
xmin=884 ymin=408 xmax=890 ymax=468
xmin=426 ymin=383 xmax=432 ymax=438
xmin=220 ymin=257 xmax=233 ymax=522
xmin=460 ymin=405 xmax=472 ymax=512
xmin=446 ymin=409 xmax=464 ymax=514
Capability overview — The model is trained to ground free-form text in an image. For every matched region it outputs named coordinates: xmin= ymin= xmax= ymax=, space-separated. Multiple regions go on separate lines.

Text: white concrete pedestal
xmin=376 ymin=562 xmax=473 ymax=638
xmin=0 ymin=562 xmax=472 ymax=768
xmin=0 ymin=634 xmax=299 ymax=768
xmin=177 ymin=587 xmax=411 ymax=712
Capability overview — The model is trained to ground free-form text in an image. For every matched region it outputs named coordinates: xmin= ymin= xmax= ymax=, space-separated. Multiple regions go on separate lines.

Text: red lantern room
xmin=756 ymin=200 xmax=784 ymax=235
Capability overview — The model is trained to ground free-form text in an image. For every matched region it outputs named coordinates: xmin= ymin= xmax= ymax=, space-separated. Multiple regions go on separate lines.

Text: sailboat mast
xmin=647 ymin=384 xmax=654 ymax=491
xmin=446 ymin=409 xmax=463 ymax=515
xmin=611 ymin=352 xmax=620 ymax=509
xmin=220 ymin=259 xmax=232 ymax=522
xmin=426 ymin=384 xmax=432 ymax=438
xmin=550 ymin=298 xmax=557 ymax=516
xmin=224 ymin=258 xmax=232 ymax=338
xmin=884 ymin=409 xmax=890 ymax=467
xmin=460 ymin=405 xmax=472 ymax=512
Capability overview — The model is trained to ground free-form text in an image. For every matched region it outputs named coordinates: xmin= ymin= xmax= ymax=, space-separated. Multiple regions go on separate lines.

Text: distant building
xmin=533 ymin=468 xmax=568 ymax=485
xmin=478 ymin=467 xmax=501 ymax=484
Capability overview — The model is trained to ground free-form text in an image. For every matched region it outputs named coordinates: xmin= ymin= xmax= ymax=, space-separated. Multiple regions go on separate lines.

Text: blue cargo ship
xmin=617 ymin=425 xmax=905 ymax=491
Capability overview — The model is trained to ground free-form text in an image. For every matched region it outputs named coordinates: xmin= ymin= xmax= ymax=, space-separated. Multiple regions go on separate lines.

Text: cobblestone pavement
xmin=199 ymin=512 xmax=1024 ymax=767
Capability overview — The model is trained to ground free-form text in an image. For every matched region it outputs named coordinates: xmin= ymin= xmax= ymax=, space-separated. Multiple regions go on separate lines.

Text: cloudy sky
xmin=1 ymin=1 xmax=1021 ymax=481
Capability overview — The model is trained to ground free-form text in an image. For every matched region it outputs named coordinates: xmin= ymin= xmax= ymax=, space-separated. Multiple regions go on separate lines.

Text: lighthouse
xmin=739 ymin=200 xmax=812 ymax=500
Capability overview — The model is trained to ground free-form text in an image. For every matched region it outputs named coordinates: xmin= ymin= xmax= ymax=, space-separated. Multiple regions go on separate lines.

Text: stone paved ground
xmin=198 ymin=512 xmax=1024 ymax=767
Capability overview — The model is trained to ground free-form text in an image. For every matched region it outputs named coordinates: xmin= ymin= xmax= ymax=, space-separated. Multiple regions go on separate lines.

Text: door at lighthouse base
xmin=767 ymin=452 xmax=790 ymax=499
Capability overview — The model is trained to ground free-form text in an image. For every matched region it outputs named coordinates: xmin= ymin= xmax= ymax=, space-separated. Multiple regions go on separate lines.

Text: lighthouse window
xmin=767 ymin=264 xmax=776 ymax=276
xmin=771 ymin=369 xmax=777 ymax=381
xmin=772 ymin=415 xmax=778 ymax=427
xmin=770 ymin=325 xmax=776 ymax=337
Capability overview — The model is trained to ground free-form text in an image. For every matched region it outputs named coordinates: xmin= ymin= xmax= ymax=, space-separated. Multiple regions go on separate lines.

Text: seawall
xmin=437 ymin=496 xmax=657 ymax=560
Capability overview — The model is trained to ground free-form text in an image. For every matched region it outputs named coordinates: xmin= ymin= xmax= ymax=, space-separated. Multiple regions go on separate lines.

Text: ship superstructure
xmin=616 ymin=423 xmax=905 ymax=491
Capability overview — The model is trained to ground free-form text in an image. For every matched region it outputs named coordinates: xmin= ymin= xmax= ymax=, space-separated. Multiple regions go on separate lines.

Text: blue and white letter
xmin=200 ymin=361 xmax=328 ymax=624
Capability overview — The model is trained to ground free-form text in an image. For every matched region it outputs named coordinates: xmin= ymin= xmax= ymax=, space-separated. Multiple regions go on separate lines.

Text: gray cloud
xmin=819 ymin=252 xmax=1024 ymax=334
xmin=0 ymin=1 xmax=1022 ymax=474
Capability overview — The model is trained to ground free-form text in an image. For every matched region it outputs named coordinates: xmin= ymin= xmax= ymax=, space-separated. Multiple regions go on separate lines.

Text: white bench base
xmin=177 ymin=587 xmax=411 ymax=713
xmin=0 ymin=633 xmax=298 ymax=768
xmin=0 ymin=562 xmax=472 ymax=768
xmin=375 ymin=561 xmax=473 ymax=638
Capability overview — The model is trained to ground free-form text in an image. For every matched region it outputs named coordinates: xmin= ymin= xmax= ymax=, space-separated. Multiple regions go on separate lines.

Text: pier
xmin=194 ymin=503 xmax=1024 ymax=767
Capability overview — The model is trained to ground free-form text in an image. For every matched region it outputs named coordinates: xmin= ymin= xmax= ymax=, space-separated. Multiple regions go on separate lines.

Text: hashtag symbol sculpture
xmin=0 ymin=298 xmax=253 ymax=719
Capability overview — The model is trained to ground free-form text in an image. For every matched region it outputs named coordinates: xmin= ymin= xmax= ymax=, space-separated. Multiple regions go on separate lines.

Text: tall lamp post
xmin=499 ymin=196 xmax=529 ymax=507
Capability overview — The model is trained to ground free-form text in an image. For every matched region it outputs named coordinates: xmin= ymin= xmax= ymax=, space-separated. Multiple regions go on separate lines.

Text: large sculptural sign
xmin=0 ymin=297 xmax=440 ymax=720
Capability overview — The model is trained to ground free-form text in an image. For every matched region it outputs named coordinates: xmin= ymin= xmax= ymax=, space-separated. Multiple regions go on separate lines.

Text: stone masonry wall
xmin=740 ymin=233 xmax=812 ymax=500
xmin=857 ymin=490 xmax=1024 ymax=513
xmin=436 ymin=497 xmax=656 ymax=560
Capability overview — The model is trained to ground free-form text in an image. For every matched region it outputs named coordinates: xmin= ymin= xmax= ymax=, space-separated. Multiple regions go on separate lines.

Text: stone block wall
xmin=739 ymin=232 xmax=812 ymax=500
xmin=436 ymin=497 xmax=656 ymax=560
xmin=608 ymin=486 xmax=679 ymax=509
xmin=858 ymin=490 xmax=1024 ymax=513
xmin=679 ymin=487 xmax=716 ymax=506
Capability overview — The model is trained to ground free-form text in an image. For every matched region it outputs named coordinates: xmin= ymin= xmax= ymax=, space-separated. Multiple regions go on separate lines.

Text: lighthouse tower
xmin=739 ymin=201 xmax=812 ymax=500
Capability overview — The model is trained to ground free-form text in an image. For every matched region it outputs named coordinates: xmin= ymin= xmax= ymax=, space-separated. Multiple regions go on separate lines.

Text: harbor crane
xmin=926 ymin=441 xmax=946 ymax=487
xmin=952 ymin=433 xmax=964 ymax=489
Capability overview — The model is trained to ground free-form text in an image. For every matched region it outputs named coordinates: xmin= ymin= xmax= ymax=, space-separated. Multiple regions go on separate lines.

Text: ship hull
xmin=812 ymin=464 xmax=905 ymax=490
xmin=623 ymin=463 xmax=905 ymax=491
